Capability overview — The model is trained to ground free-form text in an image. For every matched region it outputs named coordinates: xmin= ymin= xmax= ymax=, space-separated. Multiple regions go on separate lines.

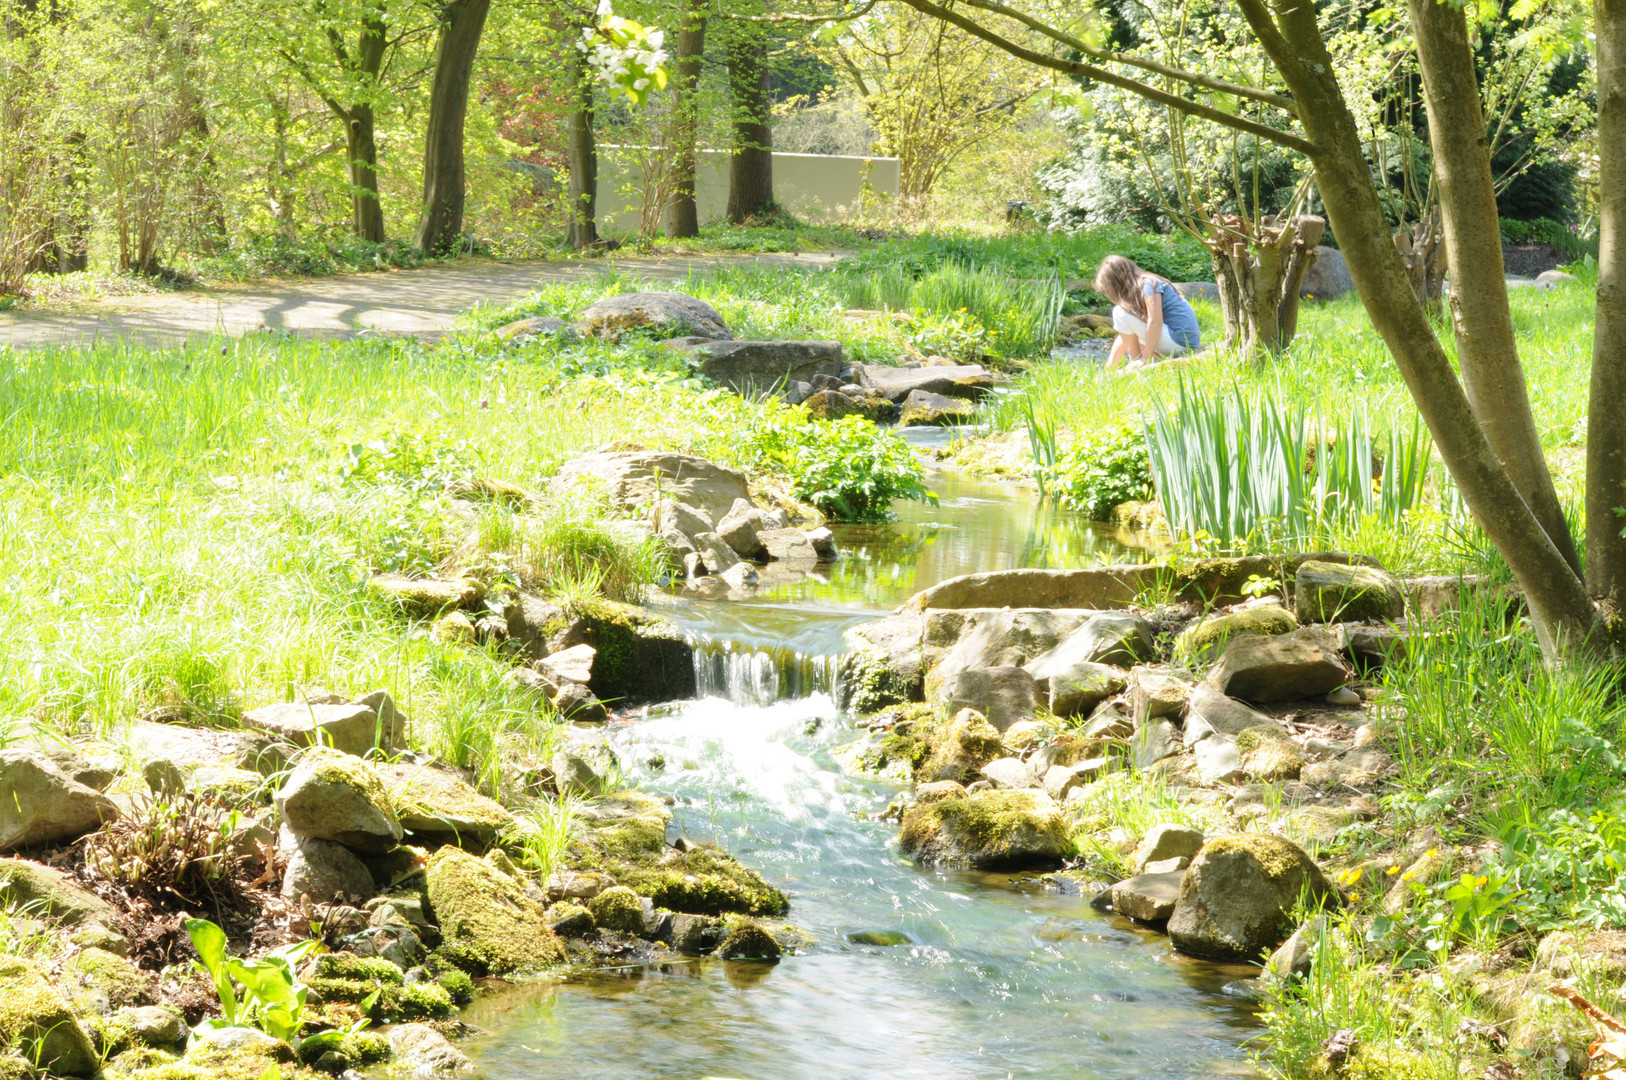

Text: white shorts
xmin=1113 ymin=306 xmax=1189 ymax=357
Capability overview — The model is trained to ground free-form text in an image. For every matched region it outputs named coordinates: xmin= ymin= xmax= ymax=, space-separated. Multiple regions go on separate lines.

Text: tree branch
xmin=732 ymin=0 xmax=881 ymax=23
xmin=895 ymin=0 xmax=1316 ymax=154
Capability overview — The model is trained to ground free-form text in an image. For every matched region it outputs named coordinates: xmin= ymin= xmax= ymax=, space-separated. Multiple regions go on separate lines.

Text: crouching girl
xmin=1093 ymin=255 xmax=1201 ymax=370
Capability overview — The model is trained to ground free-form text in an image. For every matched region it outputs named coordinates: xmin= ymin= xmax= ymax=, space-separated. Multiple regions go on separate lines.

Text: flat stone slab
xmin=857 ymin=363 xmax=1000 ymax=403
xmin=1109 ymin=871 xmax=1186 ymax=922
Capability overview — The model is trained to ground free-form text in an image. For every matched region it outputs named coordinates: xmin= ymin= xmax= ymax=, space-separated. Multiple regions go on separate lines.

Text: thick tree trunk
xmin=347 ymin=12 xmax=388 ymax=243
xmin=665 ymin=0 xmax=707 ymax=239
xmin=413 ymin=0 xmax=490 ymax=254
xmin=565 ymin=46 xmax=598 ymax=250
xmin=726 ymin=30 xmax=774 ymax=224
xmin=1206 ymin=214 xmax=1322 ymax=360
xmin=1408 ymin=0 xmax=1581 ymax=576
xmin=1394 ymin=213 xmax=1445 ymax=315
xmin=1593 ymin=0 xmax=1626 ymax=602
xmin=1232 ymin=0 xmax=1598 ymax=659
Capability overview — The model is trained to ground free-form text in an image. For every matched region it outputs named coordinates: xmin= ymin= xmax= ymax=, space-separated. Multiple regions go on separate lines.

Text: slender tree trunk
xmin=1231 ymin=0 xmax=1598 ymax=659
xmin=665 ymin=0 xmax=707 ymax=239
xmin=413 ymin=0 xmax=490 ymax=254
xmin=1408 ymin=0 xmax=1581 ymax=576
xmin=565 ymin=45 xmax=598 ymax=249
xmin=347 ymin=10 xmax=388 ymax=243
xmin=726 ymin=29 xmax=774 ymax=223
xmin=1592 ymin=0 xmax=1626 ymax=602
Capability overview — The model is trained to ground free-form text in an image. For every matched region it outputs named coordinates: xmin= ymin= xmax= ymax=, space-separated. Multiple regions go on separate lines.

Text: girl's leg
xmin=1110 ymin=307 xmax=1149 ymax=364
xmin=1106 ymin=333 xmax=1137 ymax=369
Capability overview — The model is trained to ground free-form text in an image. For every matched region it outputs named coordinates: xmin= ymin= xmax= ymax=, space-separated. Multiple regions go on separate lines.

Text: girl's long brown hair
xmin=1093 ymin=255 xmax=1170 ymax=321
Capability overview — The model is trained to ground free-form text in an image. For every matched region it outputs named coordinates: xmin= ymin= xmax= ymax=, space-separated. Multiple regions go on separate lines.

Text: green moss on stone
xmin=715 ymin=919 xmax=782 ymax=961
xmin=1174 ymin=606 xmax=1298 ymax=666
xmin=306 ymin=978 xmax=452 ymax=1021
xmin=899 ymin=790 xmax=1071 ymax=869
xmin=64 ymin=947 xmax=156 ymax=1014
xmin=588 ymin=886 xmax=646 ymax=934
xmin=103 ymin=1040 xmax=307 ymax=1080
xmin=0 ymin=957 xmax=99 ymax=1077
xmin=423 ymin=847 xmax=564 ymax=975
xmin=310 ymin=953 xmax=403 ymax=984
xmin=435 ymin=968 xmax=475 ymax=1005
xmin=339 ymin=1031 xmax=390 ymax=1064
xmin=613 ymin=845 xmax=789 ymax=917
xmin=596 ymin=820 xmax=667 ymax=860
xmin=843 ymin=646 xmax=912 ymax=714
xmin=1201 ymin=834 xmax=1306 ymax=880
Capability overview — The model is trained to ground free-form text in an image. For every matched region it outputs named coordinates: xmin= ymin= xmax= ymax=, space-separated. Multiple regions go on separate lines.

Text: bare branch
xmin=732 ymin=0 xmax=881 ymax=23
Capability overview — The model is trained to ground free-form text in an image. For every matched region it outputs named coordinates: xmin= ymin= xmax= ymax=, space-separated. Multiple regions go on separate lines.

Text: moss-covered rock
xmin=588 ymin=886 xmax=647 ymax=934
xmin=305 ymin=977 xmax=452 ymax=1021
xmin=1235 ymin=724 xmax=1304 ymax=781
xmin=276 ymin=747 xmax=402 ymax=854
xmin=309 ymin=952 xmax=403 ymax=984
xmin=377 ymin=761 xmax=511 ymax=846
xmin=840 ymin=646 xmax=915 ymax=714
xmin=0 ymin=957 xmax=99 ymax=1076
xmin=612 ymin=845 xmax=789 ymax=917
xmin=434 ymin=967 xmax=475 ymax=1005
xmin=1168 ymin=834 xmax=1338 ymax=961
xmin=423 ymin=847 xmax=564 ymax=975
xmin=527 ymin=598 xmax=695 ymax=706
xmin=0 ymin=1051 xmax=34 ymax=1080
xmin=63 ymin=946 xmax=156 ymax=1015
xmin=1174 ymin=605 xmax=1298 ymax=666
xmin=546 ymin=902 xmax=597 ymax=937
xmin=715 ymin=918 xmax=782 ymax=961
xmin=898 ymin=789 xmax=1070 ymax=870
xmin=1295 ymin=560 xmax=1404 ymax=624
xmin=102 ymin=1039 xmax=306 ymax=1080
xmin=918 ymin=708 xmax=1004 ymax=784
xmin=368 ymin=575 xmax=484 ymax=617
xmin=186 ymin=766 xmax=267 ymax=804
xmin=0 ymin=859 xmax=126 ymax=955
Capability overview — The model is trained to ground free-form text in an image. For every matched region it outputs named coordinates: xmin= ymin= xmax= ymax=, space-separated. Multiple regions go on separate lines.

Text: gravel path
xmin=0 ymin=251 xmax=842 ymax=350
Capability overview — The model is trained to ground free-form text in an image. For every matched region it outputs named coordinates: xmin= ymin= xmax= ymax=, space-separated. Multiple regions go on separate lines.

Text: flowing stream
xmin=460 ymin=469 xmax=1263 ymax=1079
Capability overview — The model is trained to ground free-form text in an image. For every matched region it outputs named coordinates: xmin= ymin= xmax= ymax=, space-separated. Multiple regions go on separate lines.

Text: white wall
xmin=595 ymin=147 xmax=900 ymax=235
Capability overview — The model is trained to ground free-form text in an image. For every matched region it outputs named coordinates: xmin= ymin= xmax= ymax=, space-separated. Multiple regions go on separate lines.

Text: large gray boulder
xmin=241 ymin=690 xmax=405 ymax=758
xmin=579 ymin=291 xmax=730 ymax=341
xmin=0 ymin=750 xmax=118 ymax=851
xmin=899 ymin=789 xmax=1069 ymax=869
xmin=938 ymin=666 xmax=1040 ymax=733
xmin=1300 ymin=246 xmax=1354 ymax=301
xmin=857 ymin=363 xmax=999 ymax=403
xmin=1295 ymin=560 xmax=1404 ymax=623
xmin=1132 ymin=824 xmax=1205 ymax=874
xmin=1022 ymin=613 xmax=1153 ymax=694
xmin=275 ymin=748 xmax=403 ymax=853
xmin=1207 ymin=628 xmax=1352 ymax=702
xmin=1167 ymin=835 xmax=1338 ymax=960
xmin=279 ymin=827 xmax=376 ymax=903
xmin=551 ymin=451 xmax=751 ymax=523
xmin=693 ymin=340 xmax=844 ymax=394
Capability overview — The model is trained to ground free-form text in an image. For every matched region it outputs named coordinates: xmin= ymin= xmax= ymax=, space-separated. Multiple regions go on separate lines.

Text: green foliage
xmin=1143 ymin=380 xmax=1434 ymax=549
xmin=180 ymin=231 xmax=430 ymax=283
xmin=1498 ymin=216 xmax=1596 ymax=262
xmin=744 ymin=412 xmax=935 ymax=523
xmin=1027 ymin=416 xmax=1151 ymax=520
xmin=841 ymin=261 xmax=1063 ymax=360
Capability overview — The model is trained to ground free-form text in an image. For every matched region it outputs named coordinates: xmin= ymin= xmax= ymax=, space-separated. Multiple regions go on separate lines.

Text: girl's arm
xmin=1143 ymin=290 xmax=1165 ymax=358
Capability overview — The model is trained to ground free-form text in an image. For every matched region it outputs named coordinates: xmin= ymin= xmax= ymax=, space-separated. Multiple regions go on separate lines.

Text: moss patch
xmin=1201 ymin=834 xmax=1308 ymax=880
xmin=588 ymin=886 xmax=646 ymax=934
xmin=613 ymin=845 xmax=789 ymax=917
xmin=715 ymin=919 xmax=782 ymax=961
xmin=0 ymin=957 xmax=98 ymax=1077
xmin=103 ymin=1040 xmax=311 ymax=1080
xmin=305 ymin=977 xmax=452 ymax=1021
xmin=64 ymin=946 xmax=156 ymax=1015
xmin=423 ymin=847 xmax=564 ymax=975
xmin=1174 ymin=606 xmax=1298 ymax=666
xmin=309 ymin=953 xmax=403 ymax=984
xmin=899 ymin=790 xmax=1071 ymax=870
xmin=842 ymin=646 xmax=913 ymax=714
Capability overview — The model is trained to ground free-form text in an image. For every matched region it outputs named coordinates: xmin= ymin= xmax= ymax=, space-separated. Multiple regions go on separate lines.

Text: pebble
xmin=1325 ymin=686 xmax=1362 ymax=706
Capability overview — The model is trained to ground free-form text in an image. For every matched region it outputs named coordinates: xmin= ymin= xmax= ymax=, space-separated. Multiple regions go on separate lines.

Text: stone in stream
xmin=898 ymin=789 xmax=1069 ymax=869
xmin=856 ymin=362 xmax=999 ymax=403
xmin=503 ymin=592 xmax=695 ymax=706
xmin=933 ymin=608 xmax=1101 ymax=688
xmin=716 ymin=919 xmax=782 ymax=961
xmin=919 ymin=709 xmax=1006 ymax=784
xmin=898 ymin=388 xmax=975 ymax=426
xmin=1167 ymin=835 xmax=1339 ymax=961
xmin=691 ymin=339 xmax=845 ymax=395
xmin=388 ymin=1022 xmax=475 ymax=1073
xmin=665 ymin=912 xmax=726 ymax=953
xmin=425 ymin=847 xmax=565 ymax=974
xmin=1206 ymin=628 xmax=1352 ymax=702
xmin=578 ymin=291 xmax=731 ymax=341
xmin=651 ymin=500 xmax=715 ymax=539
xmin=716 ymin=498 xmax=771 ymax=561
xmin=0 ymin=750 xmax=119 ymax=852
xmin=759 ymin=527 xmax=819 ymax=562
xmin=1132 ymin=824 xmax=1205 ymax=875
xmin=1109 ymin=871 xmax=1186 ymax=923
xmin=806 ymin=526 xmax=838 ymax=559
xmin=1294 ymin=560 xmax=1404 ymax=623
xmin=276 ymin=748 xmax=403 ymax=854
xmin=938 ymin=666 xmax=1040 ymax=733
xmin=551 ymin=451 xmax=750 ymax=523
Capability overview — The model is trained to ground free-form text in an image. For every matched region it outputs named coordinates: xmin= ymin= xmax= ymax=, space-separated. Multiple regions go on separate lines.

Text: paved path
xmin=0 ymin=252 xmax=842 ymax=350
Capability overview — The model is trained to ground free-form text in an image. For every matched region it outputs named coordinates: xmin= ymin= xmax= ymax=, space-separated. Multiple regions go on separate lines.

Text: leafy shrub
xmin=1499 ymin=216 xmax=1597 ymax=262
xmin=1033 ymin=423 xmax=1151 ymax=520
xmin=181 ymin=229 xmax=431 ymax=282
xmin=842 ymin=261 xmax=1064 ymax=360
xmin=744 ymin=412 xmax=934 ymax=522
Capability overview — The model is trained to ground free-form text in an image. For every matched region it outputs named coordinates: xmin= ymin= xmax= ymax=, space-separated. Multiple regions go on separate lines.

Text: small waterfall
xmin=689 ymin=638 xmax=842 ymax=706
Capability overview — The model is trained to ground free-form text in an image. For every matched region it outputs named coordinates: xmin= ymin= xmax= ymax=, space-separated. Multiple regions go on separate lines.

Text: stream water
xmin=459 ymin=469 xmax=1262 ymax=1079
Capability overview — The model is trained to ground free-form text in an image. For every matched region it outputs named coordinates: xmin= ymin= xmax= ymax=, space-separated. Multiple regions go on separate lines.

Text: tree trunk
xmin=1231 ymin=0 xmax=1598 ymax=659
xmin=665 ymin=0 xmax=707 ymax=239
xmin=1408 ymin=0 xmax=1582 ymax=577
xmin=1206 ymin=214 xmax=1322 ymax=360
xmin=347 ymin=10 xmax=388 ymax=243
xmin=1394 ymin=212 xmax=1446 ymax=315
xmin=413 ymin=0 xmax=490 ymax=254
xmin=1592 ymin=0 xmax=1626 ymax=603
xmin=726 ymin=29 xmax=774 ymax=224
xmin=565 ymin=45 xmax=598 ymax=250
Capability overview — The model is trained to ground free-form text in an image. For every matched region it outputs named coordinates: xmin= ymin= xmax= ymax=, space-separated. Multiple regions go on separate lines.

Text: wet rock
xmin=505 ymin=593 xmax=696 ymax=706
xmin=759 ymin=527 xmax=819 ymax=562
xmin=0 ymin=750 xmax=119 ymax=851
xmin=388 ymin=1022 xmax=474 ymax=1073
xmin=841 ymin=613 xmax=928 ymax=709
xmin=1237 ymin=725 xmax=1304 ymax=781
xmin=588 ymin=886 xmax=649 ymax=935
xmin=1132 ymin=824 xmax=1205 ymax=875
xmin=898 ymin=388 xmax=975 ymax=426
xmin=693 ymin=339 xmax=844 ymax=395
xmin=1174 ymin=605 xmax=1298 ymax=665
xmin=1129 ymin=720 xmax=1180 ymax=770
xmin=920 ymin=709 xmax=1005 ymax=784
xmin=1128 ymin=669 xmax=1190 ymax=725
xmin=280 ymin=827 xmax=376 ymax=903
xmin=546 ymin=902 xmax=596 ymax=937
xmin=719 ymin=562 xmax=759 ymax=590
xmin=716 ymin=498 xmax=770 ymax=561
xmin=277 ymin=748 xmax=402 ymax=854
xmin=899 ymin=789 xmax=1070 ymax=869
xmin=806 ymin=526 xmax=838 ymax=560
xmin=980 ymin=757 xmax=1036 ymax=790
xmin=551 ymin=451 xmax=749 ymax=523
xmin=935 ymin=608 xmax=1100 ymax=689
xmin=0 ymin=859 xmax=128 ymax=955
xmin=716 ymin=919 xmax=782 ymax=961
xmin=0 ymin=957 xmax=98 ymax=1076
xmin=579 ymin=291 xmax=730 ymax=342
xmin=1194 ymin=735 xmax=1245 ymax=784
xmin=1207 ymin=628 xmax=1352 ymax=702
xmin=377 ymin=761 xmax=511 ymax=845
xmin=424 ymin=847 xmax=565 ymax=974
xmin=857 ymin=362 xmax=999 ymax=403
xmin=1183 ymin=682 xmax=1274 ymax=741
xmin=243 ymin=691 xmax=406 ymax=758
xmin=1168 ymin=835 xmax=1338 ymax=960
xmin=938 ymin=666 xmax=1040 ymax=733
xmin=1295 ymin=560 xmax=1404 ymax=623
xmin=1109 ymin=871 xmax=1186 ymax=923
